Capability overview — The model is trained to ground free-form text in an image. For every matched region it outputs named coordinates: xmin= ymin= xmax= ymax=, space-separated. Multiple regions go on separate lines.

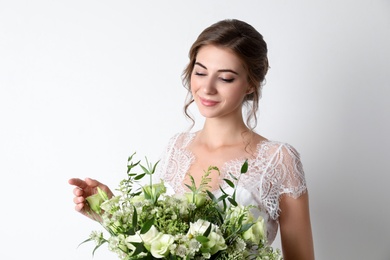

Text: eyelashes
xmin=221 ymin=78 xmax=234 ymax=83
xmin=194 ymin=72 xmax=235 ymax=83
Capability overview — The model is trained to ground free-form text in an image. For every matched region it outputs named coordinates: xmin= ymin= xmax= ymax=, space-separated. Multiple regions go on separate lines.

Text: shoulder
xmin=258 ymin=139 xmax=302 ymax=162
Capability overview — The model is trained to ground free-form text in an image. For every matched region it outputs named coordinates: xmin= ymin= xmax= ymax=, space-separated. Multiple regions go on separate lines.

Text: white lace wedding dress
xmin=154 ymin=132 xmax=307 ymax=245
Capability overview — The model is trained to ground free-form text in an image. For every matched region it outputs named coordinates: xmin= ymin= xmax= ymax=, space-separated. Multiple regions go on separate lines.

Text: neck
xmin=197 ymin=118 xmax=252 ymax=149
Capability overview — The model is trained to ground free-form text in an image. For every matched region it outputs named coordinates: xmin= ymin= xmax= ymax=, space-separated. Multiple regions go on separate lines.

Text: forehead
xmin=195 ymin=45 xmax=245 ymax=72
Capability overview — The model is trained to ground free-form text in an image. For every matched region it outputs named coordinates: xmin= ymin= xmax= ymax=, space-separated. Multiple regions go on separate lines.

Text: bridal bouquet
xmin=80 ymin=153 xmax=282 ymax=259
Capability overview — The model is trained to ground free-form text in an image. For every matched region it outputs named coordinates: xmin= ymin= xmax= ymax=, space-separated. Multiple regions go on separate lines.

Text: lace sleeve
xmin=262 ymin=142 xmax=307 ymax=219
xmin=277 ymin=143 xmax=307 ymax=198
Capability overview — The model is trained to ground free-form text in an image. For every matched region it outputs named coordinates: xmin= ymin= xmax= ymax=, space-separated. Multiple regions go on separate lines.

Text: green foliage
xmin=80 ymin=154 xmax=282 ymax=260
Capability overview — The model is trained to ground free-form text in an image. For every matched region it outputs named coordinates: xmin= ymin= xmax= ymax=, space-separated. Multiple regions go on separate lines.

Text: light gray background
xmin=1 ymin=1 xmax=389 ymax=259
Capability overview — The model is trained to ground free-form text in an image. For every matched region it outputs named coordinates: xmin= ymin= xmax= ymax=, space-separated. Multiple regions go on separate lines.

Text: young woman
xmin=69 ymin=19 xmax=315 ymax=259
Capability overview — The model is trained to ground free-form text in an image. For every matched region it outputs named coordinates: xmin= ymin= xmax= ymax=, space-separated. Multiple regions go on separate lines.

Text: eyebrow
xmin=194 ymin=62 xmax=239 ymax=75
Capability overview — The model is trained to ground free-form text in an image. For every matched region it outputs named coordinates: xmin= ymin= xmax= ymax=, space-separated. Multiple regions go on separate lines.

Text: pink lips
xmin=199 ymin=97 xmax=219 ymax=107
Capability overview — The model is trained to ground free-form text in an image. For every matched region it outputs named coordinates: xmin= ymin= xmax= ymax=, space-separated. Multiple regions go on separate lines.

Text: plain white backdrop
xmin=1 ymin=0 xmax=389 ymax=259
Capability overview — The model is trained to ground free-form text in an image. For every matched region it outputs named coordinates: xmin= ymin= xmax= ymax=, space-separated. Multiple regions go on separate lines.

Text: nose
xmin=202 ymin=78 xmax=217 ymax=95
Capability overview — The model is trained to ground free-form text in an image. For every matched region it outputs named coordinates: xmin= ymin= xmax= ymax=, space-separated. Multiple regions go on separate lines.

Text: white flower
xmin=150 ymin=233 xmax=174 ymax=258
xmin=187 ymin=219 xmax=226 ymax=255
xmin=130 ymin=194 xmax=145 ymax=204
xmin=90 ymin=230 xmax=104 ymax=245
xmin=108 ymin=234 xmax=128 ymax=255
xmin=204 ymin=230 xmax=227 ymax=254
xmin=143 ymin=182 xmax=166 ymax=202
xmin=242 ymin=216 xmax=266 ymax=244
xmin=187 ymin=219 xmax=212 ymax=237
xmin=184 ymin=192 xmax=207 ymax=207
xmin=100 ymin=196 xmax=120 ymax=212
xmin=139 ymin=225 xmax=160 ymax=250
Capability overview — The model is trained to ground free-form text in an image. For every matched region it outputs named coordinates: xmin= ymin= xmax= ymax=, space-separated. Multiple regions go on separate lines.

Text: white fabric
xmin=154 ymin=132 xmax=307 ymax=244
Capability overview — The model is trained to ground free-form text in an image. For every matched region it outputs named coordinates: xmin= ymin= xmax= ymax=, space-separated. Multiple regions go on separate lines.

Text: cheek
xmin=190 ymin=77 xmax=200 ymax=93
xmin=226 ymin=90 xmax=248 ymax=105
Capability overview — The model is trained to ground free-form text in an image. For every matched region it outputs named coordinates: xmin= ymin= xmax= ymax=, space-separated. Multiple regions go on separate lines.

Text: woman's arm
xmin=279 ymin=192 xmax=315 ymax=260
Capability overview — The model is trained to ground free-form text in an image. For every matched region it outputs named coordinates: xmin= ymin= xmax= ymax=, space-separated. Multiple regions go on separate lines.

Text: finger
xmin=73 ymin=187 xmax=84 ymax=196
xmin=75 ymin=203 xmax=85 ymax=212
xmin=68 ymin=178 xmax=89 ymax=190
xmin=84 ymin=177 xmax=101 ymax=188
xmin=73 ymin=196 xmax=85 ymax=204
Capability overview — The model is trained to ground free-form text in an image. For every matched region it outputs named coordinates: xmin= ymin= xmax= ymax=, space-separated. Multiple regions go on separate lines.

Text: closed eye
xmin=194 ymin=72 xmax=206 ymax=76
xmin=221 ymin=78 xmax=235 ymax=83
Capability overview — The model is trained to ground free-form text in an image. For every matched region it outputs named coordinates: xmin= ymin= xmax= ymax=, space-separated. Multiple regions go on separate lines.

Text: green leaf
xmin=92 ymin=241 xmax=106 ymax=256
xmin=130 ymin=242 xmax=148 ymax=256
xmin=77 ymin=238 xmax=92 ymax=248
xmin=140 ymin=164 xmax=150 ymax=174
xmin=228 ymin=197 xmax=238 ymax=206
xmin=140 ymin=217 xmax=154 ymax=234
xmin=203 ymin=222 xmax=212 ymax=237
xmin=206 ymin=190 xmax=217 ymax=202
xmin=196 ymin=235 xmax=210 ymax=243
xmin=240 ymin=159 xmax=248 ymax=174
xmin=134 ymin=173 xmax=146 ymax=180
xmin=222 ymin=199 xmax=227 ymax=211
xmin=232 ymin=190 xmax=237 ymax=201
xmin=128 ymin=152 xmax=136 ymax=162
xmin=223 ymin=178 xmax=235 ymax=188
xmin=151 ymin=160 xmax=160 ymax=174
xmin=240 ymin=223 xmax=253 ymax=233
xmin=184 ymin=184 xmax=193 ymax=191
xmin=228 ymin=172 xmax=238 ymax=181
xmin=219 ymin=186 xmax=228 ymax=195
xmin=217 ymin=194 xmax=228 ymax=202
xmin=132 ymin=206 xmax=138 ymax=228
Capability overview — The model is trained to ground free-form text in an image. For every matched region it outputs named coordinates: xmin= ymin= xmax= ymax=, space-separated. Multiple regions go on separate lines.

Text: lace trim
xmin=156 ymin=132 xmax=307 ymax=221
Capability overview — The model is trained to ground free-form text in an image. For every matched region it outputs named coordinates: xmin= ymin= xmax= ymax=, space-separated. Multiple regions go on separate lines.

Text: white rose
xmin=140 ymin=225 xmax=160 ymax=250
xmin=150 ymin=233 xmax=174 ymax=258
xmin=242 ymin=217 xmax=266 ymax=244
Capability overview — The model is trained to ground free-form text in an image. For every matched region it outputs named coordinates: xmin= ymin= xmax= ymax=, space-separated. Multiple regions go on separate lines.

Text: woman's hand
xmin=68 ymin=177 xmax=114 ymax=220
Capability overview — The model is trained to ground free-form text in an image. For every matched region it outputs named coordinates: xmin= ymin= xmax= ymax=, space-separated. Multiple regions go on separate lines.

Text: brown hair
xmin=182 ymin=19 xmax=269 ymax=129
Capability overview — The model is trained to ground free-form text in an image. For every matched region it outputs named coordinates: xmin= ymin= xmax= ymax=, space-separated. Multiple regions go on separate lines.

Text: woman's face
xmin=191 ymin=45 xmax=251 ymax=120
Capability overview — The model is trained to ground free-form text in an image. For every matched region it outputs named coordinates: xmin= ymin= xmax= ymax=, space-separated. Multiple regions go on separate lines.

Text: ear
xmin=246 ymin=86 xmax=254 ymax=95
